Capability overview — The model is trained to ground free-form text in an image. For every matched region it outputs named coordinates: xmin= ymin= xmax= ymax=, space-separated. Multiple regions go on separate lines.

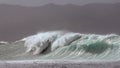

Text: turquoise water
xmin=40 ymin=34 xmax=120 ymax=61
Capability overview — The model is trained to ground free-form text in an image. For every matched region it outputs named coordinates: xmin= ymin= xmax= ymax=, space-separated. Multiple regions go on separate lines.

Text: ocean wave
xmin=7 ymin=32 xmax=120 ymax=61
xmin=38 ymin=33 xmax=120 ymax=60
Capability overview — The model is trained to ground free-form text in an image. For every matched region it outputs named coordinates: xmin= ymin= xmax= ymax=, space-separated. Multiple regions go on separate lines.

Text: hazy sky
xmin=0 ymin=0 xmax=120 ymax=6
xmin=0 ymin=0 xmax=120 ymax=41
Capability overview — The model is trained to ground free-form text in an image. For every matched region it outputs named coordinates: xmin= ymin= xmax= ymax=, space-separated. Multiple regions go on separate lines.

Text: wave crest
xmin=16 ymin=32 xmax=120 ymax=60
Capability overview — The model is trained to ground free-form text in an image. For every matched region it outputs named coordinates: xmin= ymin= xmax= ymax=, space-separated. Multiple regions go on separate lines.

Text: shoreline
xmin=0 ymin=60 xmax=119 ymax=68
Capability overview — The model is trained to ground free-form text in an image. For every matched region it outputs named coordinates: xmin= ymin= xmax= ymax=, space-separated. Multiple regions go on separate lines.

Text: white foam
xmin=51 ymin=33 xmax=81 ymax=51
xmin=23 ymin=31 xmax=65 ymax=55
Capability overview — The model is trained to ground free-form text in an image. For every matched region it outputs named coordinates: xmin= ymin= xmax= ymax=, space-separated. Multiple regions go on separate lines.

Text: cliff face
xmin=0 ymin=3 xmax=120 ymax=41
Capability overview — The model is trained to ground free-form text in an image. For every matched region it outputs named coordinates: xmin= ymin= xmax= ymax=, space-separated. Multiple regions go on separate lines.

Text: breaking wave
xmin=37 ymin=33 xmax=120 ymax=61
xmin=9 ymin=32 xmax=120 ymax=61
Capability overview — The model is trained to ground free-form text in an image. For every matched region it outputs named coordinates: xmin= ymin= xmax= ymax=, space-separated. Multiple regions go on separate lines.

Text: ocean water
xmin=1 ymin=33 xmax=120 ymax=61
xmin=39 ymin=34 xmax=120 ymax=61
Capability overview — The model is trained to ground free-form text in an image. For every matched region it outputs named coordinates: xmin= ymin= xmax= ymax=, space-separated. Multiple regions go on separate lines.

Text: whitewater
xmin=40 ymin=33 xmax=120 ymax=61
xmin=0 ymin=31 xmax=120 ymax=61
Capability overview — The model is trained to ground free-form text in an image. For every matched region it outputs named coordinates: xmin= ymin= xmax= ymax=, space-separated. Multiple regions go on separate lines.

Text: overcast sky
xmin=0 ymin=0 xmax=120 ymax=41
xmin=0 ymin=0 xmax=120 ymax=6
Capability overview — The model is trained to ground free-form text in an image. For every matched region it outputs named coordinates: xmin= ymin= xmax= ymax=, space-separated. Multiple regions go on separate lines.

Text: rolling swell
xmin=41 ymin=34 xmax=120 ymax=60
